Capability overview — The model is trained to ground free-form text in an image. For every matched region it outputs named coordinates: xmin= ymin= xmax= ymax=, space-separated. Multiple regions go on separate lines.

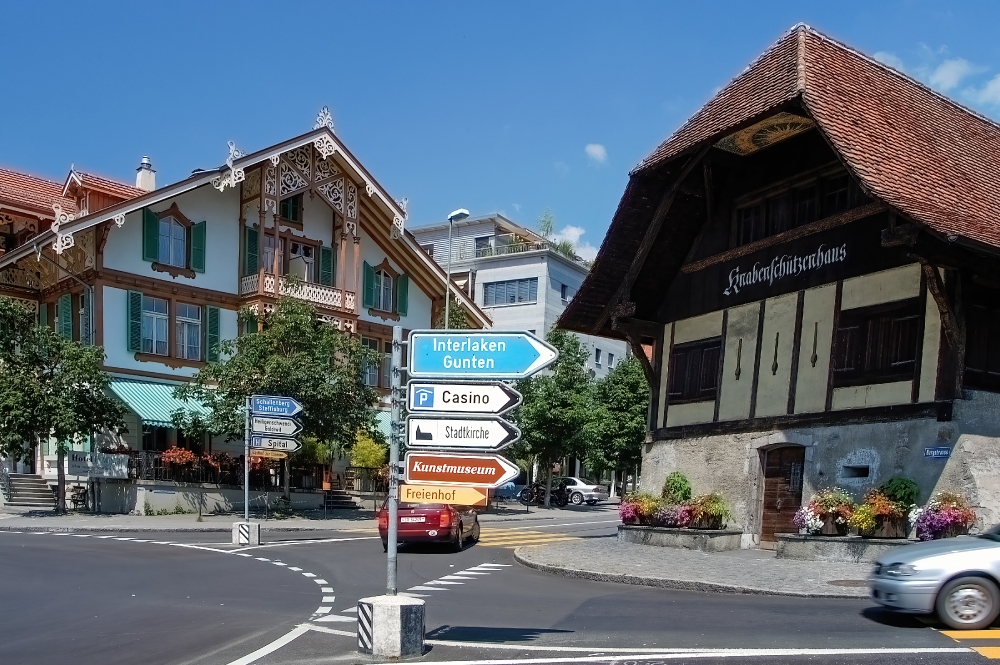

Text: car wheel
xmin=586 ymin=500 xmax=597 ymax=506
xmin=936 ymin=576 xmax=1000 ymax=630
xmin=570 ymin=492 xmax=584 ymax=505
xmin=470 ymin=519 xmax=481 ymax=543
xmin=452 ymin=524 xmax=465 ymax=552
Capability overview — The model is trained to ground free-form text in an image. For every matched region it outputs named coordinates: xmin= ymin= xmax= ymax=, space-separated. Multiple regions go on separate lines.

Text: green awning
xmin=374 ymin=410 xmax=392 ymax=443
xmin=109 ymin=378 xmax=212 ymax=428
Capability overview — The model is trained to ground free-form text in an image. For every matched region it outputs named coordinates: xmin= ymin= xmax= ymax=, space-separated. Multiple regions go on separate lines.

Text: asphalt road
xmin=0 ymin=513 xmax=990 ymax=665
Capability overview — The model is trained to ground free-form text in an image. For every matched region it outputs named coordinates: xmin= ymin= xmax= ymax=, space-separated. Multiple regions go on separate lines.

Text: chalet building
xmin=559 ymin=25 xmax=1000 ymax=547
xmin=0 ymin=111 xmax=486 ymax=511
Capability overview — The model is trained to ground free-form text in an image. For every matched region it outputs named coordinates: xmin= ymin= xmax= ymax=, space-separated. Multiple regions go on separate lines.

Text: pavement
xmin=514 ymin=536 xmax=873 ymax=598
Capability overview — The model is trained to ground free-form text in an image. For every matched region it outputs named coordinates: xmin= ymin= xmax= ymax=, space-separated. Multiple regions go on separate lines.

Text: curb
xmin=0 ymin=525 xmax=372 ymax=533
xmin=512 ymin=548 xmax=864 ymax=600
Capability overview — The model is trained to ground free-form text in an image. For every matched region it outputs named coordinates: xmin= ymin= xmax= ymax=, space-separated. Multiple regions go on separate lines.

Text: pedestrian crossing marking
xmin=476 ymin=528 xmax=580 ymax=549
xmin=942 ymin=630 xmax=1000 ymax=639
xmin=975 ymin=647 xmax=1000 ymax=658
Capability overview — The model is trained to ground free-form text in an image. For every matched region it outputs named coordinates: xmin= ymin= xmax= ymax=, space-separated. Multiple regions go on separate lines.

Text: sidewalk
xmin=514 ymin=537 xmax=872 ymax=598
xmin=0 ymin=502 xmax=618 ymax=532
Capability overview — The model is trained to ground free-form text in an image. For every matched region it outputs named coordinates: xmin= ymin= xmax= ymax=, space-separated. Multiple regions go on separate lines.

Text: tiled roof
xmin=559 ymin=24 xmax=1000 ymax=335
xmin=0 ymin=167 xmax=76 ymax=217
xmin=71 ymin=171 xmax=145 ymax=201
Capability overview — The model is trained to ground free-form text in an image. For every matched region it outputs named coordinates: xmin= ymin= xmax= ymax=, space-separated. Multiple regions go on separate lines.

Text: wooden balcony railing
xmin=239 ymin=271 xmax=356 ymax=313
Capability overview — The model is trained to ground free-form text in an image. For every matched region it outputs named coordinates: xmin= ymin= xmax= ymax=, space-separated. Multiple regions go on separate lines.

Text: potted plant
xmin=810 ymin=488 xmax=855 ymax=535
xmin=793 ymin=504 xmax=824 ymax=535
xmin=687 ymin=493 xmax=730 ymax=530
xmin=849 ymin=490 xmax=906 ymax=538
xmin=661 ymin=471 xmax=693 ymax=505
xmin=619 ymin=493 xmax=662 ymax=526
xmin=872 ymin=477 xmax=919 ymax=537
xmin=655 ymin=503 xmax=694 ymax=528
xmin=912 ymin=492 xmax=977 ymax=541
xmin=161 ymin=446 xmax=197 ymax=466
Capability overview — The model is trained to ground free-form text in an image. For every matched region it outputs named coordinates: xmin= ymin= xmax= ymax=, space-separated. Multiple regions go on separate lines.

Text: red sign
xmin=404 ymin=452 xmax=519 ymax=488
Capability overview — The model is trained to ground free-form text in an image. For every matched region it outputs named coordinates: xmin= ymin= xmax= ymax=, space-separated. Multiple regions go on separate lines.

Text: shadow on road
xmin=860 ymin=606 xmax=935 ymax=628
xmin=427 ymin=625 xmax=574 ymax=643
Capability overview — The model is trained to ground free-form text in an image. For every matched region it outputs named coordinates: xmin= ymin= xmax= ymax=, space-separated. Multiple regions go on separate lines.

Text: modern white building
xmin=411 ymin=214 xmax=626 ymax=379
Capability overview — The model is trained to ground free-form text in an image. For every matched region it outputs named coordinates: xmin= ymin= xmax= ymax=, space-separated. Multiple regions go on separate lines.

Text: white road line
xmin=288 ymin=567 xmax=302 ymax=571
xmin=96 ymin=535 xmax=116 ymax=538
xmin=304 ymin=623 xmax=355 ymax=637
xmin=440 ymin=575 xmax=475 ymax=580
xmin=408 ymin=586 xmax=445 ymax=591
xmin=313 ymin=579 xmax=328 ymax=584
xmin=460 ymin=571 xmax=491 ymax=575
xmin=225 ymin=624 xmax=311 ymax=665
xmin=427 ymin=580 xmax=463 ymax=585
xmin=233 ymin=553 xmax=252 ymax=557
xmin=341 ymin=607 xmax=357 ymax=613
xmin=272 ymin=562 xmax=287 ymax=566
xmin=321 ymin=587 xmax=334 ymax=593
xmin=302 ymin=572 xmax=316 ymax=577
xmin=314 ymin=607 xmax=332 ymax=614
xmin=314 ymin=615 xmax=356 ymax=623
xmin=70 ymin=534 xmax=91 ymax=537
xmin=236 ymin=536 xmax=379 ymax=551
xmin=255 ymin=557 xmax=270 ymax=561
xmin=322 ymin=596 xmax=336 ymax=602
xmin=150 ymin=541 xmax=172 ymax=545
xmin=392 ymin=648 xmax=974 ymax=665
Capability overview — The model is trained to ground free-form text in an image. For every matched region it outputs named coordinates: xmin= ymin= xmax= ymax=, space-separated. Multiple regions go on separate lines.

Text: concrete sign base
xmin=357 ymin=595 xmax=425 ymax=658
xmin=232 ymin=522 xmax=260 ymax=546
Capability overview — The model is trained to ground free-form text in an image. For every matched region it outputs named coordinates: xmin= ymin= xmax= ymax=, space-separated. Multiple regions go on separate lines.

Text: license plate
xmin=400 ymin=516 xmax=425 ymax=523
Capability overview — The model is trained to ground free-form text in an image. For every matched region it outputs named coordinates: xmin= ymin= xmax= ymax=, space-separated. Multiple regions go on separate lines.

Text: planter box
xmin=872 ymin=517 xmax=908 ymax=539
xmin=776 ymin=533 xmax=915 ymax=563
xmin=618 ymin=524 xmax=743 ymax=552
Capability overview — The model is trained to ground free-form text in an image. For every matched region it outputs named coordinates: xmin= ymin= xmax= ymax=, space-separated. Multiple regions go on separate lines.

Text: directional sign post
xmin=250 ymin=395 xmax=303 ymax=417
xmin=251 ymin=416 xmax=303 ymax=437
xmin=407 ymin=380 xmax=522 ymax=415
xmin=242 ymin=395 xmax=305 ymax=529
xmin=399 ymin=484 xmax=488 ymax=507
xmin=250 ymin=435 xmax=302 ymax=453
xmin=404 ymin=452 xmax=521 ymax=488
xmin=249 ymin=449 xmax=288 ymax=460
xmin=407 ymin=416 xmax=519 ymax=450
xmin=408 ymin=331 xmax=558 ymax=379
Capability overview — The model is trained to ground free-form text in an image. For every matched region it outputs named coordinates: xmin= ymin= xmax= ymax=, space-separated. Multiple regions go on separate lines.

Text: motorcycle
xmin=518 ymin=480 xmax=570 ymax=507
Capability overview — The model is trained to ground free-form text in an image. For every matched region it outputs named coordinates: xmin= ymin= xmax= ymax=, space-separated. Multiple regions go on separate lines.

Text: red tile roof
xmin=0 ymin=167 xmax=76 ymax=217
xmin=560 ymin=24 xmax=1000 ymax=335
xmin=68 ymin=171 xmax=145 ymax=201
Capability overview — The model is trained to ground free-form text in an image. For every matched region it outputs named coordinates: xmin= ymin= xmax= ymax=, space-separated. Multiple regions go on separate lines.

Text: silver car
xmin=557 ymin=477 xmax=610 ymax=506
xmin=868 ymin=525 xmax=1000 ymax=629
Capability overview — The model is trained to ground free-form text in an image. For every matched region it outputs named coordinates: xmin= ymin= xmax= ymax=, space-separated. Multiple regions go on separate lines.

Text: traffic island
xmin=775 ymin=533 xmax=915 ymax=563
xmin=232 ymin=522 xmax=260 ymax=546
xmin=357 ymin=595 xmax=425 ymax=658
xmin=618 ymin=524 xmax=742 ymax=552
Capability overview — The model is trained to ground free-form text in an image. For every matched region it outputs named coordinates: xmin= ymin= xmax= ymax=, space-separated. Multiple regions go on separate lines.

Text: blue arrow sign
xmin=408 ymin=331 xmax=558 ymax=379
xmin=250 ymin=395 xmax=303 ymax=417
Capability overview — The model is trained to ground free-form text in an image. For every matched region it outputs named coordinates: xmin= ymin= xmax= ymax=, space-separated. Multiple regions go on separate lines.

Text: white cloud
xmin=584 ymin=143 xmax=607 ymax=164
xmin=929 ymin=58 xmax=983 ymax=91
xmin=574 ymin=243 xmax=598 ymax=262
xmin=874 ymin=51 xmax=907 ymax=73
xmin=553 ymin=161 xmax=569 ymax=173
xmin=512 ymin=203 xmax=521 ymax=212
xmin=550 ymin=224 xmax=599 ymax=261
xmin=966 ymin=73 xmax=1000 ymax=107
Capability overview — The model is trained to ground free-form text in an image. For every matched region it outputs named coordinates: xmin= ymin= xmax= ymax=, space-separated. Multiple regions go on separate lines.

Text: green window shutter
xmin=57 ymin=293 xmax=73 ymax=340
xmin=142 ymin=209 xmax=159 ymax=262
xmin=206 ymin=306 xmax=220 ymax=362
xmin=396 ymin=274 xmax=409 ymax=316
xmin=127 ymin=290 xmax=143 ymax=352
xmin=362 ymin=261 xmax=375 ymax=309
xmin=191 ymin=221 xmax=206 ymax=273
xmin=244 ymin=227 xmax=259 ymax=276
xmin=243 ymin=313 xmax=258 ymax=335
xmin=319 ymin=246 xmax=334 ymax=286
xmin=81 ymin=290 xmax=92 ymax=346
xmin=38 ymin=302 xmax=47 ymax=327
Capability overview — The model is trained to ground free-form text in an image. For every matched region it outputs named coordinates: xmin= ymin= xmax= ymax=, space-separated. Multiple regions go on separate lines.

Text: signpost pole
xmin=244 ymin=396 xmax=250 ymax=523
xmin=387 ymin=325 xmax=402 ymax=596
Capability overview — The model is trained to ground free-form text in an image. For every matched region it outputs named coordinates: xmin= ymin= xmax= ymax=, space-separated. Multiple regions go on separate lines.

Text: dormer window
xmin=142 ymin=204 xmax=205 ymax=278
xmin=280 ymin=194 xmax=303 ymax=223
xmin=159 ymin=216 xmax=186 ymax=268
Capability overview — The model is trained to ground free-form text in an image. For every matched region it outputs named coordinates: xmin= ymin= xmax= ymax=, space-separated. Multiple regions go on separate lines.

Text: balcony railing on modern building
xmin=239 ymin=270 xmax=356 ymax=313
xmin=474 ymin=233 xmax=549 ymax=258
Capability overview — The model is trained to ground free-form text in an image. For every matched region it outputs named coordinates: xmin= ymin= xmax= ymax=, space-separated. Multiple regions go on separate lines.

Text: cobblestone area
xmin=514 ymin=537 xmax=873 ymax=598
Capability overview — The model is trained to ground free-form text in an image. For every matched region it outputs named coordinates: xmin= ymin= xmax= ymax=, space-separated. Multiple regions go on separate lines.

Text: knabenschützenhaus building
xmin=559 ymin=25 xmax=1000 ymax=548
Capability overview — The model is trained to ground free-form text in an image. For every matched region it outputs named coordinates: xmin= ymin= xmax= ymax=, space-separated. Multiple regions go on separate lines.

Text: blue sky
xmin=2 ymin=1 xmax=999 ymax=260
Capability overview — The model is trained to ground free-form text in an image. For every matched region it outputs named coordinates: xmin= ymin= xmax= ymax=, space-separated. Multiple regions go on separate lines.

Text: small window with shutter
xmin=141 ymin=205 xmax=205 ymax=276
xmin=667 ymin=337 xmax=722 ymax=403
xmin=833 ymin=299 xmax=923 ymax=387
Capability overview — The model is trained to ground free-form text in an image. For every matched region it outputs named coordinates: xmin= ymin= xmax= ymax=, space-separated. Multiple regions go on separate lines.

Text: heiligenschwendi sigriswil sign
xmin=407 ymin=331 xmax=558 ymax=380
xmin=248 ymin=395 xmax=303 ymax=456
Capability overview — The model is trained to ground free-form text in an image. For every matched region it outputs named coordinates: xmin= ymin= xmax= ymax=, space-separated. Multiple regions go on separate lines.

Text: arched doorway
xmin=760 ymin=444 xmax=805 ymax=543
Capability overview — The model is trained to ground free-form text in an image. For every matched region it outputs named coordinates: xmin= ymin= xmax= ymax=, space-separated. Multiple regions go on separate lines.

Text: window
xmin=668 ymin=337 xmax=722 ymax=403
xmin=175 ymin=303 xmax=202 ymax=361
xmin=142 ymin=425 xmax=169 ymax=452
xmin=381 ymin=340 xmax=392 ymax=387
xmin=823 ymin=174 xmax=850 ymax=217
xmin=141 ymin=296 xmax=169 ymax=355
xmin=420 ymin=244 xmax=434 ymax=258
xmin=964 ymin=303 xmax=1000 ymax=391
xmin=475 ymin=236 xmax=493 ymax=257
xmin=263 ymin=236 xmax=285 ymax=275
xmin=288 ymin=242 xmax=315 ymax=282
xmin=483 ymin=278 xmax=538 ymax=307
xmin=833 ymin=300 xmax=923 ymax=386
xmin=560 ymin=283 xmax=576 ymax=303
xmin=159 ymin=217 xmax=186 ymax=268
xmin=595 ymin=349 xmax=602 ymax=366
xmin=373 ymin=269 xmax=393 ymax=312
xmin=362 ymin=337 xmax=381 ymax=386
xmin=280 ymin=194 xmax=303 ymax=223
xmin=607 ymin=353 xmax=614 ymax=369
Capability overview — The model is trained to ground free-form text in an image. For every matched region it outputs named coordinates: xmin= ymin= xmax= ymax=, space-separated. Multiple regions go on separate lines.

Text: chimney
xmin=136 ymin=156 xmax=156 ymax=192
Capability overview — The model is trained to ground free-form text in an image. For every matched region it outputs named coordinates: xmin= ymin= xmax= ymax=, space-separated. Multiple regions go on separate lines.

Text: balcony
xmin=475 ymin=233 xmax=548 ymax=258
xmin=239 ymin=271 xmax=356 ymax=314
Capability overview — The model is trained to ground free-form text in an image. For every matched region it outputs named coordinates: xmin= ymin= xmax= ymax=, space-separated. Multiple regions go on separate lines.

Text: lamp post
xmin=444 ymin=208 xmax=469 ymax=330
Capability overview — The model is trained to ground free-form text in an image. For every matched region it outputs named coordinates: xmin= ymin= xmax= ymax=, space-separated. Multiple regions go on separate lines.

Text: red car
xmin=378 ymin=501 xmax=481 ymax=552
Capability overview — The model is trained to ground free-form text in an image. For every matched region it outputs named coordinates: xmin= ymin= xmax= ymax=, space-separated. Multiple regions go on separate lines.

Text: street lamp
xmin=444 ymin=208 xmax=470 ymax=330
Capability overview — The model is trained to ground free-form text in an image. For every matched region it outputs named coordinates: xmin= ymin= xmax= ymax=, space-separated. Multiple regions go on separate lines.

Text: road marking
xmin=322 ymin=587 xmax=334 ymax=593
xmin=427 ymin=580 xmax=463 ymax=585
xmin=342 ymin=607 xmax=357 ymax=613
xmin=942 ymin=630 xmax=1000 ymax=639
xmin=399 ymin=648 xmax=973 ymax=664
xmin=224 ymin=624 xmax=311 ymax=665
xmin=409 ymin=585 xmax=446 ymax=591
xmin=314 ymin=614 xmax=356 ymax=623
xmin=499 ymin=519 xmax=620 ymax=531
xmin=440 ymin=575 xmax=475 ymax=580
xmin=313 ymin=579 xmax=329 ymax=584
xmin=255 ymin=557 xmax=271 ymax=561
xmin=70 ymin=534 xmax=91 ymax=537
xmin=476 ymin=563 xmax=511 ymax=566
xmin=322 ymin=596 xmax=336 ymax=602
xmin=235 ymin=536 xmax=379 ymax=551
xmin=477 ymin=529 xmax=581 ymax=548
xmin=288 ymin=567 xmax=302 ymax=571
xmin=302 ymin=572 xmax=316 ymax=577
xmin=976 ymin=647 xmax=1000 ymax=658
xmin=315 ymin=607 xmax=332 ymax=614
xmin=304 ymin=623 xmax=355 ymax=637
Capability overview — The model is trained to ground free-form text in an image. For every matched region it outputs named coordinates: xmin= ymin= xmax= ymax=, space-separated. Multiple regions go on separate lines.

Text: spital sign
xmin=723 ymin=243 xmax=848 ymax=296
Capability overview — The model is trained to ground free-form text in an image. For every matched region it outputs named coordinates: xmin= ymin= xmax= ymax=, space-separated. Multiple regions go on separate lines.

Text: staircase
xmin=5 ymin=474 xmax=56 ymax=508
xmin=324 ymin=488 xmax=359 ymax=510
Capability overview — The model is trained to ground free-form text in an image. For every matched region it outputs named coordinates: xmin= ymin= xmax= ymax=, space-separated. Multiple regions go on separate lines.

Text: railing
xmin=239 ymin=270 xmax=356 ymax=313
xmin=128 ymin=451 xmax=242 ymax=486
xmin=345 ymin=466 xmax=388 ymax=493
xmin=0 ymin=463 xmax=11 ymax=502
xmin=475 ymin=236 xmax=549 ymax=258
xmin=0 ymin=267 xmax=41 ymax=290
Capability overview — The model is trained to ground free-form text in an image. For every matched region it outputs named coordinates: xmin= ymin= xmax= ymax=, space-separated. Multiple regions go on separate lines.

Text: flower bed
xmin=619 ymin=473 xmax=731 ymax=531
xmin=794 ymin=488 xmax=853 ymax=536
xmin=911 ymin=492 xmax=976 ymax=541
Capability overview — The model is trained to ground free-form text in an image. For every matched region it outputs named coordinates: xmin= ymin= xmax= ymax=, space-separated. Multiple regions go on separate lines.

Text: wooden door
xmin=761 ymin=446 xmax=805 ymax=542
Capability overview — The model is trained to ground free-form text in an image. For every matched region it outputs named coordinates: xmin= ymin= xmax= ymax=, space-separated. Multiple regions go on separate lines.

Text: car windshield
xmin=978 ymin=524 xmax=1000 ymax=542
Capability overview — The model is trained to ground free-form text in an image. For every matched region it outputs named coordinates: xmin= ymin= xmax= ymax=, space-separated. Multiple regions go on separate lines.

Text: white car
xmin=557 ymin=477 xmax=609 ymax=506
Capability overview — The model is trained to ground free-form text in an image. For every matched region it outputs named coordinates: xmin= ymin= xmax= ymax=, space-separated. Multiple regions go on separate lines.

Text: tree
xmin=434 ymin=299 xmax=473 ymax=329
xmin=510 ymin=328 xmax=591 ymax=506
xmin=0 ymin=297 xmax=126 ymax=513
xmin=537 ymin=210 xmax=577 ymax=260
xmin=584 ymin=354 xmax=649 ymax=494
xmin=173 ymin=296 xmax=381 ymax=465
xmin=350 ymin=430 xmax=387 ymax=468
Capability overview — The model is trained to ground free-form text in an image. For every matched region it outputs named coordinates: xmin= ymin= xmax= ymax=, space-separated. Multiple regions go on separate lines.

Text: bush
xmin=878 ymin=477 xmax=919 ymax=507
xmin=810 ymin=487 xmax=855 ymax=523
xmin=912 ymin=492 xmax=976 ymax=541
xmin=848 ymin=503 xmax=876 ymax=535
xmin=687 ymin=493 xmax=731 ymax=526
xmin=618 ymin=493 xmax=662 ymax=525
xmin=661 ymin=472 xmax=692 ymax=504
xmin=655 ymin=504 xmax=694 ymax=528
xmin=351 ymin=431 xmax=387 ymax=468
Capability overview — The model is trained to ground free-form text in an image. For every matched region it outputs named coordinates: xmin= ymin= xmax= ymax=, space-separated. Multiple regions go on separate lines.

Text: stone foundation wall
xmin=618 ymin=524 xmax=743 ymax=552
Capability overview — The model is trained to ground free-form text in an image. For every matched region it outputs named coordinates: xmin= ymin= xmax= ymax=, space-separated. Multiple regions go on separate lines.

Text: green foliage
xmin=688 ymin=493 xmax=732 ymax=523
xmin=661 ymin=471 xmax=692 ymax=504
xmin=879 ymin=476 xmax=920 ymax=506
xmin=292 ymin=436 xmax=332 ymax=466
xmin=351 ymin=430 xmax=387 ymax=468
xmin=584 ymin=355 xmax=649 ymax=477
xmin=536 ymin=210 xmax=577 ymax=260
xmin=437 ymin=299 xmax=472 ymax=330
xmin=0 ymin=296 xmax=127 ymax=512
xmin=173 ymin=296 xmax=381 ymax=453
